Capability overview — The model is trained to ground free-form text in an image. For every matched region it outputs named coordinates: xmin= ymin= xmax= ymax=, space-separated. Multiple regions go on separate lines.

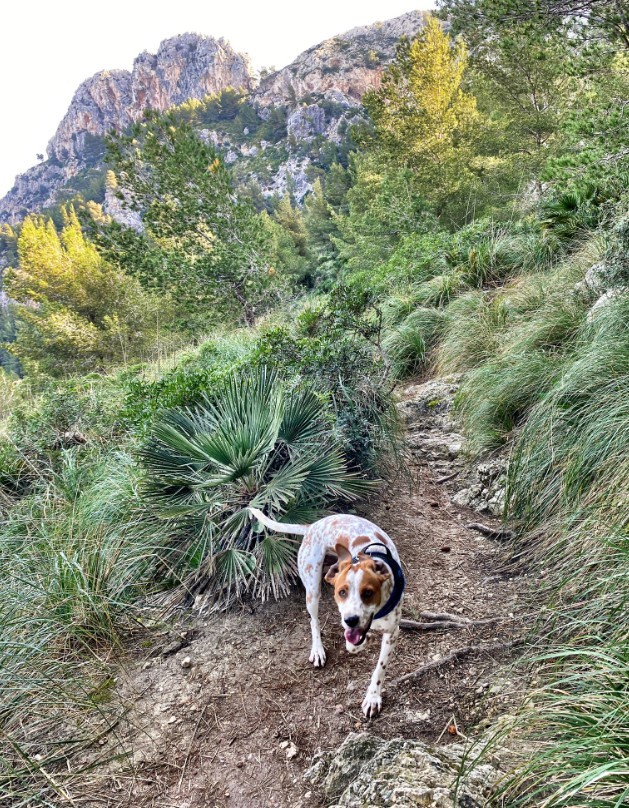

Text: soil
xmin=77 ymin=382 xmax=525 ymax=808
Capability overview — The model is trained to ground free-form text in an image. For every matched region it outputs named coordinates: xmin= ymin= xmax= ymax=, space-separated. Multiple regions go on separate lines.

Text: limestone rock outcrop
xmin=0 ymin=11 xmax=426 ymax=223
xmin=305 ymin=732 xmax=500 ymax=807
xmin=49 ymin=35 xmax=254 ymax=163
xmin=0 ymin=34 xmax=254 ymax=223
xmin=253 ymin=10 xmax=427 ymax=107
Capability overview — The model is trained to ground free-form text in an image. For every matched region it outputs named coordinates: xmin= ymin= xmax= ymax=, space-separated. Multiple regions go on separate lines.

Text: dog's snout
xmin=344 ymin=615 xmax=360 ymax=628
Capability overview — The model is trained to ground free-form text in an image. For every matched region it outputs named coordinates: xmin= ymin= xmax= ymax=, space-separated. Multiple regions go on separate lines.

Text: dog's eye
xmin=338 ymin=588 xmax=348 ymax=598
xmin=362 ymin=588 xmax=374 ymax=600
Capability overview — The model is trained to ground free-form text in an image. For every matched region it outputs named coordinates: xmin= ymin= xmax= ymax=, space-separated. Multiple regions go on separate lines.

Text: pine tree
xmin=363 ymin=16 xmax=482 ymax=219
xmin=3 ymin=209 xmax=166 ymax=375
xmin=101 ymin=110 xmax=274 ymax=326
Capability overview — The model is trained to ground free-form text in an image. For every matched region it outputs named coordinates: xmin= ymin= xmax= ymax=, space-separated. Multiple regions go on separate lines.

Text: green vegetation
xmin=142 ymin=367 xmax=374 ymax=609
xmin=95 ymin=110 xmax=278 ymax=327
xmin=3 ymin=208 xmax=168 ymax=375
xmin=0 ymin=4 xmax=628 ymax=804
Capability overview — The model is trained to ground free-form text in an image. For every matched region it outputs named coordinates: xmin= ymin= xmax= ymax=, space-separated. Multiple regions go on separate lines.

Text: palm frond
xmin=140 ymin=367 xmax=376 ymax=609
xmin=301 ymin=449 xmax=379 ymax=501
xmin=252 ymin=535 xmax=299 ymax=601
xmin=279 ymin=388 xmax=326 ymax=446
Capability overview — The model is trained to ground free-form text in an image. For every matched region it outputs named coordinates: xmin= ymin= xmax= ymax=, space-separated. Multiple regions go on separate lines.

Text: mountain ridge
xmin=0 ymin=10 xmax=426 ymax=225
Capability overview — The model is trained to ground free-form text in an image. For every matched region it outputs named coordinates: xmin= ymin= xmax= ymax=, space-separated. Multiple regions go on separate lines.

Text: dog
xmin=249 ymin=507 xmax=405 ymax=717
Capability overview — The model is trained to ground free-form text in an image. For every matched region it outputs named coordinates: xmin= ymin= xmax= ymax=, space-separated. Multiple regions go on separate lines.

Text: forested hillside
xmin=0 ymin=3 xmax=627 ymax=806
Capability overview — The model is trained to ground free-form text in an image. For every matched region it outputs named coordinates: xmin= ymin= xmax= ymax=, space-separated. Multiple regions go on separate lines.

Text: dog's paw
xmin=309 ymin=645 xmax=326 ymax=667
xmin=362 ymin=690 xmax=382 ymax=718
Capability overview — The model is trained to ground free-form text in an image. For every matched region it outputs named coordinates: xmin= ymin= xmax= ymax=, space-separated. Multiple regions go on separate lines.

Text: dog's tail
xmin=248 ymin=507 xmax=309 ymax=536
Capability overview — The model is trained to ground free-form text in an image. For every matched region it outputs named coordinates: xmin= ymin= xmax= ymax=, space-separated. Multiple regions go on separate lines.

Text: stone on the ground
xmin=305 ymin=732 xmax=499 ymax=807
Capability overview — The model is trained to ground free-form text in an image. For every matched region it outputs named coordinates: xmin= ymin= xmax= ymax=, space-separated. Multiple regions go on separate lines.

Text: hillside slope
xmin=65 ymin=380 xmax=522 ymax=808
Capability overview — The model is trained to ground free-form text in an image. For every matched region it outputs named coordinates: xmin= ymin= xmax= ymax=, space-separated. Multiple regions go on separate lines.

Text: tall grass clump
xmin=0 ymin=600 xmax=120 ymax=806
xmin=0 ymin=447 xmax=168 ymax=805
xmin=0 ymin=371 xmax=20 ymax=426
xmin=383 ymin=307 xmax=446 ymax=378
xmin=438 ymin=291 xmax=508 ymax=373
xmin=0 ymin=449 xmax=166 ymax=645
xmin=497 ymin=293 xmax=629 ymax=807
xmin=442 ymin=252 xmax=593 ymax=453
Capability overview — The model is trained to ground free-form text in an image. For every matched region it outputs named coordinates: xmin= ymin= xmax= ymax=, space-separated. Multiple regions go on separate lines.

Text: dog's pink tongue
xmin=345 ymin=627 xmax=363 ymax=645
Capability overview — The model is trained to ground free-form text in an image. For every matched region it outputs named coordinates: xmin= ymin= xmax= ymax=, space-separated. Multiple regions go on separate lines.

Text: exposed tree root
xmin=466 ymin=522 xmax=516 ymax=541
xmin=399 ymin=610 xmax=506 ymax=632
xmin=391 ymin=639 xmax=521 ymax=688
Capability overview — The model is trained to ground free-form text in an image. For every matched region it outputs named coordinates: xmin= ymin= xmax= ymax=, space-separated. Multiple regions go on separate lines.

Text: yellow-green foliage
xmin=363 ymin=16 xmax=504 ymax=223
xmin=3 ymin=208 xmax=170 ymax=375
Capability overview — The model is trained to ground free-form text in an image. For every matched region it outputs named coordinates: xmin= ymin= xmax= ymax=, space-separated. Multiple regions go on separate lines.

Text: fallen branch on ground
xmin=400 ymin=612 xmax=505 ymax=632
xmin=400 ymin=619 xmax=469 ymax=631
xmin=391 ymin=639 xmax=522 ymax=688
xmin=437 ymin=470 xmax=460 ymax=483
xmin=466 ymin=522 xmax=515 ymax=541
xmin=399 ymin=610 xmax=509 ymax=632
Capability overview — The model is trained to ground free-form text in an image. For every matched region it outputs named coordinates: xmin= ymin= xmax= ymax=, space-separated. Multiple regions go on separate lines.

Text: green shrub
xmin=540 ymin=187 xmax=603 ymax=240
xmin=140 ymin=368 xmax=376 ymax=609
xmin=441 ymin=247 xmax=592 ymax=451
xmin=254 ymin=287 xmax=400 ymax=475
xmin=8 ymin=375 xmax=126 ymax=454
xmin=413 ymin=271 xmax=465 ymax=307
xmin=507 ymin=295 xmax=629 ymax=535
xmin=121 ymin=332 xmax=257 ymax=428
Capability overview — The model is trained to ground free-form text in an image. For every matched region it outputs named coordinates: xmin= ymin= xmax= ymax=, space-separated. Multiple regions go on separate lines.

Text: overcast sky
xmin=1 ymin=1 xmax=434 ymax=197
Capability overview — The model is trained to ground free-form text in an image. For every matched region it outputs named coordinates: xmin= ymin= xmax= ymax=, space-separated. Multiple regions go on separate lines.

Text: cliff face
xmin=253 ymin=10 xmax=427 ymax=107
xmin=0 ymin=12 xmax=426 ymax=224
xmin=0 ymin=34 xmax=254 ymax=223
xmin=49 ymin=35 xmax=254 ymax=163
xmin=48 ymin=70 xmax=133 ymax=164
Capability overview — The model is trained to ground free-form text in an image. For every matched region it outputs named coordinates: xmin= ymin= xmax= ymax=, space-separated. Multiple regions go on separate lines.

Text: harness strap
xmin=351 ymin=542 xmax=405 ymax=620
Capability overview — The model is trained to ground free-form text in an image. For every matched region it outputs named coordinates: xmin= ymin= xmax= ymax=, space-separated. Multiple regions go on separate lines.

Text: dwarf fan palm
xmin=140 ymin=368 xmax=375 ymax=609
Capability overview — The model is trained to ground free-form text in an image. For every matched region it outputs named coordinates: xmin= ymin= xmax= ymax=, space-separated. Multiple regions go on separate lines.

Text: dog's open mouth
xmin=344 ymin=627 xmax=367 ymax=646
xmin=344 ymin=616 xmax=373 ymax=646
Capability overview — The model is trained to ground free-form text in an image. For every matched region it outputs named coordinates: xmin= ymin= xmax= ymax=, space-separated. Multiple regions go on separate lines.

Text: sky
xmin=1 ymin=1 xmax=434 ymax=197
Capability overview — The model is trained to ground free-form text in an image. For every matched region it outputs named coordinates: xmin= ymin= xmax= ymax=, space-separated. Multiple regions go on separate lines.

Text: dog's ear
xmin=324 ymin=562 xmax=340 ymax=584
xmin=363 ymin=556 xmax=390 ymax=579
xmin=324 ymin=543 xmax=352 ymax=584
xmin=335 ymin=543 xmax=352 ymax=563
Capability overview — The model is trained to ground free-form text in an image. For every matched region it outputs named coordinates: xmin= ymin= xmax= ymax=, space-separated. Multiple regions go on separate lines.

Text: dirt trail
xmin=81 ymin=381 xmax=524 ymax=808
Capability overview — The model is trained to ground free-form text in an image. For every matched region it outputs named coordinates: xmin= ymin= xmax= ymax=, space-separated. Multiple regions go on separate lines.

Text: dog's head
xmin=324 ymin=543 xmax=391 ymax=653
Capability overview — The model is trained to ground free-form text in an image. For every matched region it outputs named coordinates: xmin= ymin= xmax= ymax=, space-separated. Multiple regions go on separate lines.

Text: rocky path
xmin=79 ymin=380 xmax=524 ymax=808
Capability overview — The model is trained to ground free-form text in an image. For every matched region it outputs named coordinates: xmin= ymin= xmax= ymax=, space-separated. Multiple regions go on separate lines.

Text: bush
xmin=7 ymin=374 xmax=126 ymax=454
xmin=140 ymin=368 xmax=376 ymax=610
xmin=253 ymin=287 xmax=401 ymax=475
xmin=121 ymin=332 xmax=258 ymax=428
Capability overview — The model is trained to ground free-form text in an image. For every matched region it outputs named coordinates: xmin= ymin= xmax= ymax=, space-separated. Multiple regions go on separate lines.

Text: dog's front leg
xmin=362 ymin=627 xmax=399 ymax=717
xmin=306 ymin=590 xmax=326 ymax=667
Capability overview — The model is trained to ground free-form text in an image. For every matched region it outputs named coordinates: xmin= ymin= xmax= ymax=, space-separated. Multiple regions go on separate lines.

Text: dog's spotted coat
xmin=249 ymin=509 xmax=403 ymax=717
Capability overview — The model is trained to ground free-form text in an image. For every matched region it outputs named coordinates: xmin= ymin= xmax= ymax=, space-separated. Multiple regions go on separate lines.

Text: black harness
xmin=350 ymin=542 xmax=406 ymax=620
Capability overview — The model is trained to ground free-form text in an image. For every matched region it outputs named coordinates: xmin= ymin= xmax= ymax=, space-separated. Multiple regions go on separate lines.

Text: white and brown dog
xmin=249 ymin=508 xmax=405 ymax=717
